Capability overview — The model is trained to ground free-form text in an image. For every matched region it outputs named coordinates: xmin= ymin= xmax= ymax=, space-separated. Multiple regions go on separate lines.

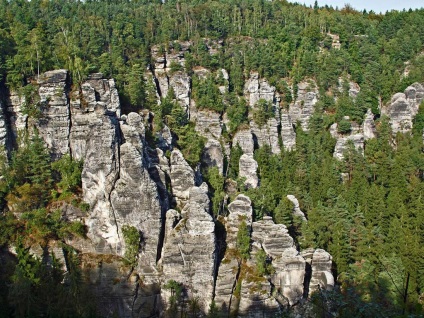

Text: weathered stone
xmin=338 ymin=77 xmax=360 ymax=99
xmin=286 ymin=195 xmax=307 ymax=221
xmin=0 ymin=99 xmax=8 ymax=149
xmin=273 ymin=248 xmax=306 ymax=306
xmin=238 ymin=274 xmax=280 ymax=317
xmin=6 ymin=91 xmax=27 ymax=146
xmin=363 ymin=109 xmax=377 ymax=140
xmin=384 ymin=83 xmax=424 ymax=134
xmin=35 ymin=70 xmax=70 ymax=158
xmin=195 ymin=109 xmax=221 ymax=139
xmin=161 ymin=185 xmax=215 ymax=313
xmin=251 ymin=217 xmax=305 ymax=306
xmin=110 ymin=113 xmax=163 ymax=276
xmin=244 ymin=72 xmax=275 ymax=107
xmin=81 ymin=107 xmax=121 ymax=254
xmin=303 ymin=249 xmax=334 ymax=296
xmin=233 ymin=129 xmax=255 ymax=155
xmin=280 ymin=110 xmax=296 ymax=151
xmin=202 ymin=138 xmax=224 ymax=174
xmin=239 ymin=154 xmax=259 ymax=188
xmin=170 ymin=149 xmax=195 ymax=204
xmin=333 ymin=133 xmax=364 ymax=160
xmin=215 ymin=195 xmax=253 ymax=312
xmin=250 ymin=117 xmax=281 ymax=154
xmin=289 ymin=80 xmax=319 ymax=131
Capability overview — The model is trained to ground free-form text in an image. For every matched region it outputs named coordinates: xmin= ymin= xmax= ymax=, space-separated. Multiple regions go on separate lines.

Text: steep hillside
xmin=0 ymin=1 xmax=423 ymax=317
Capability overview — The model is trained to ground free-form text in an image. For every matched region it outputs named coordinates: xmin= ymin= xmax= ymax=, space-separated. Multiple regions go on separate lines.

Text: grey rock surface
xmin=363 ymin=109 xmax=377 ymax=140
xmin=34 ymin=70 xmax=70 ymax=158
xmin=233 ymin=129 xmax=255 ymax=155
xmin=286 ymin=195 xmax=307 ymax=221
xmin=384 ymin=83 xmax=424 ymax=134
xmin=202 ymin=138 xmax=224 ymax=174
xmin=289 ymin=80 xmax=319 ymax=131
xmin=170 ymin=149 xmax=195 ymax=204
xmin=239 ymin=154 xmax=259 ymax=188
xmin=160 ymin=185 xmax=216 ymax=313
xmin=281 ymin=110 xmax=296 ymax=151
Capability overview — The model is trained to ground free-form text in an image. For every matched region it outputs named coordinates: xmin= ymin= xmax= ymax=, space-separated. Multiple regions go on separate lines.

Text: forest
xmin=0 ymin=0 xmax=423 ymax=317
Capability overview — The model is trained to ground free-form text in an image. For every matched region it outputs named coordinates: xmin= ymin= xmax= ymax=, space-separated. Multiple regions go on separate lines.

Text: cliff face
xmin=2 ymin=54 xmax=421 ymax=317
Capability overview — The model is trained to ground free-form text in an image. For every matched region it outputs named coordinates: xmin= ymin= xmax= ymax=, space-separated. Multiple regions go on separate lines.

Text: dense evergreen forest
xmin=0 ymin=0 xmax=423 ymax=317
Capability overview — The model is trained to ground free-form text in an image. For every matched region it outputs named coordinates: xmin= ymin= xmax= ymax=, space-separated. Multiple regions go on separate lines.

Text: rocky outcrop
xmin=302 ymin=249 xmax=334 ymax=296
xmin=233 ymin=129 xmax=255 ymax=155
xmin=244 ymin=72 xmax=281 ymax=154
xmin=244 ymin=72 xmax=276 ymax=107
xmin=338 ymin=77 xmax=360 ymax=99
xmin=289 ymin=80 xmax=319 ymax=131
xmin=250 ymin=117 xmax=281 ymax=154
xmin=194 ymin=110 xmax=221 ymax=139
xmin=363 ymin=109 xmax=377 ymax=140
xmin=35 ymin=69 xmax=70 ymax=158
xmin=160 ymin=185 xmax=216 ymax=313
xmin=252 ymin=217 xmax=305 ymax=306
xmin=81 ymin=106 xmax=121 ymax=254
xmin=202 ymin=138 xmax=224 ymax=174
xmin=170 ymin=149 xmax=195 ymax=205
xmin=333 ymin=133 xmax=364 ymax=160
xmin=215 ymin=195 xmax=253 ymax=313
xmin=6 ymin=91 xmax=27 ymax=145
xmin=280 ymin=110 xmax=296 ymax=151
xmin=330 ymin=119 xmax=365 ymax=161
xmin=286 ymin=195 xmax=307 ymax=221
xmin=239 ymin=154 xmax=259 ymax=188
xmin=0 ymin=98 xmax=8 ymax=149
xmin=110 ymin=113 xmax=163 ymax=276
xmin=383 ymin=83 xmax=424 ymax=134
xmin=70 ymin=74 xmax=121 ymax=160
xmin=151 ymin=42 xmax=191 ymax=109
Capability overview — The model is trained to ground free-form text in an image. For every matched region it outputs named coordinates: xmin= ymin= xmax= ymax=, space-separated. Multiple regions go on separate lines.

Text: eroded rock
xmin=160 ymin=185 xmax=215 ymax=313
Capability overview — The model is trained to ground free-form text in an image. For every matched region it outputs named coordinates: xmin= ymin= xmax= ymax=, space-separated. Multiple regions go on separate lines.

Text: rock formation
xmin=289 ymin=80 xmax=319 ymax=131
xmin=1 ymin=67 xmax=344 ymax=318
xmin=160 ymin=185 xmax=216 ymax=313
xmin=286 ymin=195 xmax=307 ymax=221
xmin=383 ymin=83 xmax=424 ymax=134
xmin=280 ymin=110 xmax=296 ymax=151
xmin=239 ymin=154 xmax=259 ymax=188
xmin=362 ymin=109 xmax=377 ymax=140
xmin=170 ymin=149 xmax=195 ymax=205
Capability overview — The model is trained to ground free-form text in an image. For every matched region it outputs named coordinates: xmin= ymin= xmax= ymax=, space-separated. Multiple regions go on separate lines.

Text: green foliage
xmin=204 ymin=167 xmax=225 ymax=216
xmin=337 ymin=119 xmax=352 ymax=134
xmin=164 ymin=280 xmax=184 ymax=317
xmin=192 ymin=74 xmax=225 ymax=113
xmin=252 ymin=99 xmax=274 ymax=127
xmin=125 ymin=64 xmax=146 ymax=109
xmin=20 ymin=84 xmax=42 ymax=118
xmin=121 ymin=225 xmax=140 ymax=267
xmin=255 ymin=249 xmax=274 ymax=276
xmin=236 ymin=220 xmax=251 ymax=260
xmin=228 ymin=144 xmax=243 ymax=180
xmin=52 ymin=154 xmax=83 ymax=198
xmin=226 ymin=95 xmax=249 ymax=133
